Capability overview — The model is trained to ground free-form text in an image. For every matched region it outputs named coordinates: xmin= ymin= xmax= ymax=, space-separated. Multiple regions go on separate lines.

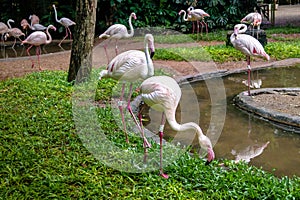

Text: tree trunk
xmin=67 ymin=0 xmax=97 ymax=83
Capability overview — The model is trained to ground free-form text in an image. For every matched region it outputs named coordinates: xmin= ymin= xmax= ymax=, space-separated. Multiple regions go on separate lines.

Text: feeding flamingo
xmin=99 ymin=34 xmax=155 ymax=149
xmin=53 ymin=4 xmax=76 ymax=47
xmin=139 ymin=75 xmax=215 ymax=178
xmin=99 ymin=12 xmax=137 ymax=63
xmin=241 ymin=12 xmax=262 ymax=38
xmin=230 ymin=24 xmax=270 ymax=96
xmin=187 ymin=6 xmax=210 ymax=34
xmin=22 ymin=25 xmax=56 ymax=70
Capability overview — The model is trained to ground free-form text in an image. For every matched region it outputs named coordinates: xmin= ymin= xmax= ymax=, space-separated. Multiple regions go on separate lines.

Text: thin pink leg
xmin=159 ymin=113 xmax=168 ymax=179
xmin=126 ymin=84 xmax=151 ymax=148
xmin=247 ymin=56 xmax=251 ymax=96
xmin=67 ymin=27 xmax=72 ymax=40
xmin=115 ymin=39 xmax=119 ymax=55
xmin=138 ymin=106 xmax=148 ymax=163
xmin=26 ymin=45 xmax=34 ymax=68
xmin=119 ymin=83 xmax=129 ymax=143
xmin=59 ymin=27 xmax=69 ymax=47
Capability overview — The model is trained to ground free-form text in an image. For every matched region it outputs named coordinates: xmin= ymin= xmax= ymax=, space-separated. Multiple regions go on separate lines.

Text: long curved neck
xmin=45 ymin=27 xmax=53 ymax=44
xmin=54 ymin=6 xmax=59 ymax=22
xmin=144 ymin=38 xmax=154 ymax=77
xmin=127 ymin=15 xmax=134 ymax=37
xmin=7 ymin=20 xmax=12 ymax=29
xmin=181 ymin=11 xmax=188 ymax=21
xmin=166 ymin=111 xmax=206 ymax=146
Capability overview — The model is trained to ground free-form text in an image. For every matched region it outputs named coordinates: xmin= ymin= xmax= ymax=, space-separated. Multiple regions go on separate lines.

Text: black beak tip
xmin=150 ymin=51 xmax=155 ymax=59
xmin=205 ymin=160 xmax=211 ymax=166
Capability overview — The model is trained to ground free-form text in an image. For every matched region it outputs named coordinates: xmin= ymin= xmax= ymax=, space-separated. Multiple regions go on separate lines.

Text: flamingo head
xmin=131 ymin=12 xmax=137 ymax=20
xmin=49 ymin=25 xmax=57 ymax=31
xmin=52 ymin=4 xmax=56 ymax=8
xmin=187 ymin=6 xmax=194 ymax=12
xmin=199 ymin=135 xmax=215 ymax=165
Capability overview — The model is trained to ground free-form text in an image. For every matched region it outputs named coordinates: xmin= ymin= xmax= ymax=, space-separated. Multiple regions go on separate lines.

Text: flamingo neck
xmin=144 ymin=42 xmax=154 ymax=77
xmin=7 ymin=20 xmax=12 ymax=29
xmin=45 ymin=26 xmax=53 ymax=44
xmin=54 ymin=6 xmax=59 ymax=22
xmin=181 ymin=11 xmax=188 ymax=21
xmin=127 ymin=15 xmax=134 ymax=38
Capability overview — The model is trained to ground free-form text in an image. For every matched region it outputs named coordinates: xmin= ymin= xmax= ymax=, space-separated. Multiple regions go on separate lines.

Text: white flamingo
xmin=178 ymin=10 xmax=200 ymax=35
xmin=52 ymin=4 xmax=76 ymax=47
xmin=99 ymin=12 xmax=137 ymax=63
xmin=187 ymin=6 xmax=210 ymax=34
xmin=99 ymin=34 xmax=155 ymax=148
xmin=22 ymin=25 xmax=56 ymax=70
xmin=140 ymin=75 xmax=215 ymax=178
xmin=241 ymin=12 xmax=262 ymax=38
xmin=230 ymin=24 xmax=270 ymax=96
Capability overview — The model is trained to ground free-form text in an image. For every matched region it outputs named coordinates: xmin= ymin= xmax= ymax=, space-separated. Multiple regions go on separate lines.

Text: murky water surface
xmin=146 ymin=66 xmax=300 ymax=177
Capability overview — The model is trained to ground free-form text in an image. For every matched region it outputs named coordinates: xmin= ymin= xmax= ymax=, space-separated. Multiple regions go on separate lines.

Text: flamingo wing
xmin=23 ymin=31 xmax=47 ymax=45
xmin=60 ymin=17 xmax=76 ymax=27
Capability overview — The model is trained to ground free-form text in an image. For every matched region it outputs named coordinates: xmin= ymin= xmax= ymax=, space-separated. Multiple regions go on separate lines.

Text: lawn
xmin=1 ymin=27 xmax=300 ymax=199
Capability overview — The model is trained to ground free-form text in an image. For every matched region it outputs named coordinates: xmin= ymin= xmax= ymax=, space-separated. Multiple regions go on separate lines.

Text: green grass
xmin=0 ymin=70 xmax=299 ymax=199
xmin=154 ymin=41 xmax=300 ymax=63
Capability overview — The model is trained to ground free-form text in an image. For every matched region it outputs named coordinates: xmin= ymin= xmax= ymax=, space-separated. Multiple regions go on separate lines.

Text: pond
xmin=145 ymin=66 xmax=300 ymax=177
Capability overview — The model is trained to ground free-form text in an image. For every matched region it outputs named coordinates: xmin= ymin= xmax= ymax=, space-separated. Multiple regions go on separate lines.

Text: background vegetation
xmin=1 ymin=0 xmax=258 ymax=37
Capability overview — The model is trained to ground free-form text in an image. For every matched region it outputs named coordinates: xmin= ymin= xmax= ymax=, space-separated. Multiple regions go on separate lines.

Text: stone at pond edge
xmin=233 ymin=88 xmax=300 ymax=133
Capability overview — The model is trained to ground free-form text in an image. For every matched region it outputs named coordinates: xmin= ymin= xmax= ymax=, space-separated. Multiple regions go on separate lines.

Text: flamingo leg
xmin=203 ymin=21 xmax=208 ymax=34
xmin=137 ymin=105 xmax=149 ymax=163
xmin=192 ymin=21 xmax=195 ymax=34
xmin=247 ymin=56 xmax=251 ymax=96
xmin=119 ymin=83 xmax=129 ymax=143
xmin=115 ymin=39 xmax=119 ymax=55
xmin=103 ymin=42 xmax=110 ymax=64
xmin=26 ymin=44 xmax=34 ymax=68
xmin=159 ymin=112 xmax=168 ymax=179
xmin=67 ymin=27 xmax=72 ymax=40
xmin=59 ymin=27 xmax=69 ymax=47
xmin=36 ymin=46 xmax=42 ymax=70
xmin=126 ymin=83 xmax=151 ymax=149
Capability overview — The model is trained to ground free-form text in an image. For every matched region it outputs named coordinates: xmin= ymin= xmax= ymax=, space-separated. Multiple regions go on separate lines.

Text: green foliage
xmin=0 ymin=70 xmax=300 ymax=199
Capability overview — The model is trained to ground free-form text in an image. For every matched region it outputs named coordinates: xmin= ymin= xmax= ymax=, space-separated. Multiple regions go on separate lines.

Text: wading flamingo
xmin=22 ymin=25 xmax=56 ymax=70
xmin=99 ymin=34 xmax=155 ymax=149
xmin=230 ymin=24 xmax=270 ymax=96
xmin=140 ymin=75 xmax=215 ymax=178
xmin=52 ymin=4 xmax=76 ymax=47
xmin=99 ymin=12 xmax=137 ymax=63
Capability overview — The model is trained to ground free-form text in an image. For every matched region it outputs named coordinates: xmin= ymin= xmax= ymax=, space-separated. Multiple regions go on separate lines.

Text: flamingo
xmin=178 ymin=10 xmax=200 ymax=35
xmin=230 ymin=24 xmax=270 ymax=96
xmin=0 ymin=21 xmax=9 ymax=46
xmin=29 ymin=14 xmax=40 ymax=25
xmin=52 ymin=4 xmax=76 ymax=47
xmin=99 ymin=12 xmax=137 ymax=63
xmin=21 ymin=19 xmax=47 ymax=31
xmin=22 ymin=25 xmax=56 ymax=70
xmin=5 ymin=19 xmax=25 ymax=49
xmin=139 ymin=75 xmax=215 ymax=178
xmin=241 ymin=12 xmax=262 ymax=38
xmin=187 ymin=6 xmax=210 ymax=34
xmin=99 ymin=34 xmax=155 ymax=148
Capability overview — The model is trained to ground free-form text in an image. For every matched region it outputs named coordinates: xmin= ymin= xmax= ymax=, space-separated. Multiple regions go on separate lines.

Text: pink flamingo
xmin=0 ymin=21 xmax=9 ymax=45
xmin=178 ymin=10 xmax=200 ymax=35
xmin=5 ymin=19 xmax=25 ymax=49
xmin=22 ymin=25 xmax=56 ymax=70
xmin=29 ymin=14 xmax=40 ymax=25
xmin=52 ymin=4 xmax=76 ymax=47
xmin=187 ymin=6 xmax=210 ymax=34
xmin=99 ymin=34 xmax=155 ymax=149
xmin=230 ymin=24 xmax=270 ymax=96
xmin=241 ymin=12 xmax=262 ymax=38
xmin=140 ymin=75 xmax=215 ymax=178
xmin=99 ymin=12 xmax=137 ymax=63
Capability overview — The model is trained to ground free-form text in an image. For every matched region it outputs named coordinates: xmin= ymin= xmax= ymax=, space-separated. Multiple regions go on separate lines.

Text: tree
xmin=67 ymin=0 xmax=97 ymax=83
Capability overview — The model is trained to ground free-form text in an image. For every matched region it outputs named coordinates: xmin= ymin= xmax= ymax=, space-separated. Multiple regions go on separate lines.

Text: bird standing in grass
xmin=99 ymin=12 xmax=137 ymax=63
xmin=99 ymin=34 xmax=155 ymax=149
xmin=53 ymin=4 xmax=76 ymax=47
xmin=187 ymin=6 xmax=210 ymax=34
xmin=140 ymin=75 xmax=215 ymax=178
xmin=230 ymin=24 xmax=270 ymax=96
xmin=22 ymin=25 xmax=56 ymax=70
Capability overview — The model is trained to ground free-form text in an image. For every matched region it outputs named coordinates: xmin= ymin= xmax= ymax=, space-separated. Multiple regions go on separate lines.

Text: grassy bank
xmin=0 ymin=71 xmax=299 ymax=199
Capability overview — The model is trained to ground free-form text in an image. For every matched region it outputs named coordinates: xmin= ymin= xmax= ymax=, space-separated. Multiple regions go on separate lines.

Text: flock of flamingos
xmin=0 ymin=5 xmax=270 ymax=178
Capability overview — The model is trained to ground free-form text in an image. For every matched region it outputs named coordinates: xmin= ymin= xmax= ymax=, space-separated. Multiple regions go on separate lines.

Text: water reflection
xmin=163 ymin=66 xmax=300 ymax=177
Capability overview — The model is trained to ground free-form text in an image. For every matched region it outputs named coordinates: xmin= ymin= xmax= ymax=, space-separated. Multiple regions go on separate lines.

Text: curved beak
xmin=205 ymin=147 xmax=215 ymax=165
xmin=150 ymin=51 xmax=155 ymax=59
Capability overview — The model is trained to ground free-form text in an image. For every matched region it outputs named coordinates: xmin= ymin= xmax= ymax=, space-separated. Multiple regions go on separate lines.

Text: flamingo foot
xmin=159 ymin=172 xmax=169 ymax=179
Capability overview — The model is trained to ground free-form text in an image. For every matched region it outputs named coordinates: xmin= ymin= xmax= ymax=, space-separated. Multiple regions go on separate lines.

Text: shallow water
xmin=146 ymin=66 xmax=300 ymax=177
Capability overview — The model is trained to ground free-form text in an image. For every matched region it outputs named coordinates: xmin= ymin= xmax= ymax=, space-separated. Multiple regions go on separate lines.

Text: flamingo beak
xmin=205 ymin=148 xmax=215 ymax=165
